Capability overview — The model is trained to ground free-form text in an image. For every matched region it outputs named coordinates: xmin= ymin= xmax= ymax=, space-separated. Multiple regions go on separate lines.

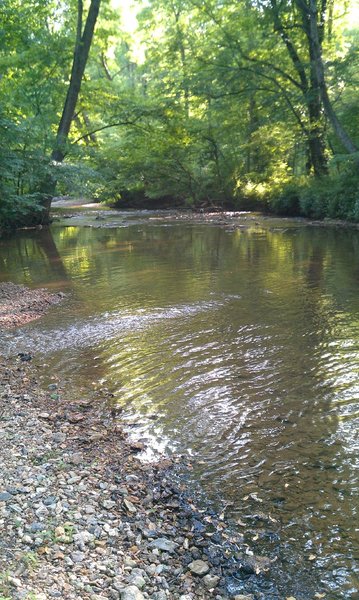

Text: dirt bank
xmin=0 ymin=283 xmax=65 ymax=329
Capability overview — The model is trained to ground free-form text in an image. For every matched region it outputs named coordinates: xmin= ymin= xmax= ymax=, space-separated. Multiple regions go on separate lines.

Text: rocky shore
xmin=0 ymin=355 xmax=265 ymax=600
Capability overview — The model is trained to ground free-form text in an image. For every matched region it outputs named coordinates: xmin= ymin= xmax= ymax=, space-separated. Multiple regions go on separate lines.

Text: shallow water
xmin=1 ymin=213 xmax=358 ymax=598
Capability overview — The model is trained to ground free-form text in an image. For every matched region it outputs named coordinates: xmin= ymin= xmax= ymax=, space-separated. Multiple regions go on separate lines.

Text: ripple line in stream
xmin=0 ymin=299 xmax=227 ymax=355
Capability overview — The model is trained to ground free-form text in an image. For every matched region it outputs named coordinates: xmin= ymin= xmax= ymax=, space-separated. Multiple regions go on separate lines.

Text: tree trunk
xmin=52 ymin=0 xmax=101 ymax=162
xmin=271 ymin=0 xmax=328 ymax=176
xmin=38 ymin=0 xmax=101 ymax=223
xmin=308 ymin=0 xmax=358 ymax=157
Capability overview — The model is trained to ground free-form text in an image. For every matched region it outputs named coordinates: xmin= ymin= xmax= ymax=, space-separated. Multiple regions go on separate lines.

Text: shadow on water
xmin=0 ymin=219 xmax=359 ymax=598
xmin=0 ymin=228 xmax=70 ymax=289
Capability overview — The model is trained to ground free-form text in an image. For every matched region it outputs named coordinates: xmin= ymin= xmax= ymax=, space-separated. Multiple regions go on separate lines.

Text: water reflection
xmin=0 ymin=218 xmax=358 ymax=597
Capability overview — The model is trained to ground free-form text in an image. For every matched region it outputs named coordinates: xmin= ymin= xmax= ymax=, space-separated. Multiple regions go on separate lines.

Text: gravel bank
xmin=0 ymin=356 xmax=267 ymax=600
xmin=0 ymin=283 xmax=65 ymax=329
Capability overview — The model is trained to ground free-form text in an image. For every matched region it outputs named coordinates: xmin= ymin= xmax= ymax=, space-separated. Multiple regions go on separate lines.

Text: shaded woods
xmin=0 ymin=0 xmax=358 ymax=230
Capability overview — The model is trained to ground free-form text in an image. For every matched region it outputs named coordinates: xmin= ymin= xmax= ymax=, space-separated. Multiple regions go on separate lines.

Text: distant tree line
xmin=0 ymin=0 xmax=358 ymax=230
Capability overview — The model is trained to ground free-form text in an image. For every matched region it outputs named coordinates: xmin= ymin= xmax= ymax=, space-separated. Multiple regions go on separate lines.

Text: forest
xmin=0 ymin=0 xmax=358 ymax=229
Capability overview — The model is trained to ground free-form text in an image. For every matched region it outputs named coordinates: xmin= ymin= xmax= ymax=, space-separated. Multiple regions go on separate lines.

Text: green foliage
xmin=268 ymin=164 xmax=359 ymax=221
xmin=0 ymin=0 xmax=358 ymax=226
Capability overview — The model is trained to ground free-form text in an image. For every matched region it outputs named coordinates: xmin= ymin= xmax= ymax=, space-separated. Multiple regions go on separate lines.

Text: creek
xmin=0 ymin=210 xmax=358 ymax=598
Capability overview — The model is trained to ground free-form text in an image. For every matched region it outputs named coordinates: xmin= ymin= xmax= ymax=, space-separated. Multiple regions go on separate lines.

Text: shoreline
xmin=3 ymin=202 xmax=359 ymax=234
xmin=0 ymin=215 xmax=336 ymax=599
xmin=0 ymin=355 xmax=264 ymax=600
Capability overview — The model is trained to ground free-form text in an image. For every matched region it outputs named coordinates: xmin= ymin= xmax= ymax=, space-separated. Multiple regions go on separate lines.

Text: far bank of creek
xmin=0 ymin=204 xmax=358 ymax=599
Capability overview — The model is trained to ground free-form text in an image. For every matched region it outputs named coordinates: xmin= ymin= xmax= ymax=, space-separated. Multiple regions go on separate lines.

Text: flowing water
xmin=0 ymin=212 xmax=358 ymax=598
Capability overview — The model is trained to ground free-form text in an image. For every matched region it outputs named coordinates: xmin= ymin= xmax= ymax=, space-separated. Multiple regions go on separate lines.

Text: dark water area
xmin=0 ymin=213 xmax=358 ymax=598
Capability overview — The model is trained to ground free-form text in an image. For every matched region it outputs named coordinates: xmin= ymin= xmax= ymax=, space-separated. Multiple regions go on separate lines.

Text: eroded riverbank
xmin=0 ymin=355 xmax=276 ymax=600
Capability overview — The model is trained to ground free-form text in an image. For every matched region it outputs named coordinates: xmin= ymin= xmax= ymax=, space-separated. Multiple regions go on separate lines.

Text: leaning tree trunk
xmin=39 ymin=0 xmax=101 ymax=222
xmin=52 ymin=0 xmax=101 ymax=162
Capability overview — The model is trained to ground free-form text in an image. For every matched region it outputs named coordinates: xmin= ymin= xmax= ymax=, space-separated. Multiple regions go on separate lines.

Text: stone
xmin=29 ymin=522 xmax=46 ymax=533
xmin=188 ymin=560 xmax=210 ymax=576
xmin=203 ymin=574 xmax=220 ymax=589
xmin=120 ymin=586 xmax=145 ymax=600
xmin=124 ymin=557 xmax=137 ymax=568
xmin=71 ymin=551 xmax=85 ymax=563
xmin=112 ymin=577 xmax=125 ymax=592
xmin=69 ymin=453 xmax=83 ymax=465
xmin=233 ymin=596 xmax=254 ymax=600
xmin=0 ymin=492 xmax=13 ymax=501
xmin=102 ymin=499 xmax=116 ymax=510
xmin=128 ymin=575 xmax=145 ymax=589
xmin=148 ymin=538 xmax=177 ymax=553
xmin=74 ymin=530 xmax=94 ymax=548
xmin=52 ymin=432 xmax=66 ymax=443
xmin=43 ymin=496 xmax=57 ymax=506
xmin=123 ymin=499 xmax=136 ymax=513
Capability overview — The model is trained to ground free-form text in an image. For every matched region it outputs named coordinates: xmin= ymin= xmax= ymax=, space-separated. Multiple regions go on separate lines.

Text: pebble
xmin=52 ymin=432 xmax=66 ymax=443
xmin=0 ymin=491 xmax=13 ymax=501
xmin=203 ymin=574 xmax=220 ymax=588
xmin=120 ymin=586 xmax=145 ymax=600
xmin=70 ymin=551 xmax=85 ymax=562
xmin=188 ymin=560 xmax=210 ymax=576
xmin=123 ymin=498 xmax=137 ymax=513
xmin=148 ymin=538 xmax=177 ymax=553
